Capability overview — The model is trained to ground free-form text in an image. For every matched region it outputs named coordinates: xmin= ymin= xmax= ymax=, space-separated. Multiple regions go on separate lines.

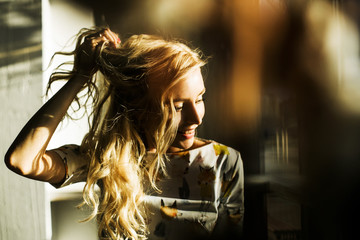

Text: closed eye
xmin=196 ymin=97 xmax=205 ymax=104
xmin=173 ymin=91 xmax=205 ymax=112
xmin=175 ymin=105 xmax=183 ymax=111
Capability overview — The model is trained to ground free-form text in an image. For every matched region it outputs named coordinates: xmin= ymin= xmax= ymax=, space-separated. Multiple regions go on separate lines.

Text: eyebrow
xmin=199 ymin=88 xmax=206 ymax=96
xmin=173 ymin=88 xmax=206 ymax=102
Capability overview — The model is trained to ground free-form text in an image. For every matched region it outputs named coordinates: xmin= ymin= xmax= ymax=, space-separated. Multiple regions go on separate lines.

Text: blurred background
xmin=1 ymin=0 xmax=360 ymax=239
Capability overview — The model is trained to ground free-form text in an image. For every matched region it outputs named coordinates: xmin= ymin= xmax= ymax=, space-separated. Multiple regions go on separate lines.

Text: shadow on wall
xmin=0 ymin=0 xmax=45 ymax=240
xmin=0 ymin=1 xmax=42 ymax=68
xmin=51 ymin=199 xmax=97 ymax=240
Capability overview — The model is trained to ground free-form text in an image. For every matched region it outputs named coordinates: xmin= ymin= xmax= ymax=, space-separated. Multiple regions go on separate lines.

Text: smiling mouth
xmin=178 ymin=129 xmax=196 ymax=139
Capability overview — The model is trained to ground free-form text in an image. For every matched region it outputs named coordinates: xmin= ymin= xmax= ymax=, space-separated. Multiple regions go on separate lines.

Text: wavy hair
xmin=47 ymin=28 xmax=206 ymax=240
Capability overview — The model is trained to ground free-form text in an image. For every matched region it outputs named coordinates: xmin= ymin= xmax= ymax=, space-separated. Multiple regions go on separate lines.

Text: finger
xmin=83 ymin=38 xmax=106 ymax=54
xmin=90 ymin=38 xmax=105 ymax=47
xmin=103 ymin=29 xmax=118 ymax=47
xmin=105 ymin=29 xmax=121 ymax=47
xmin=108 ymin=29 xmax=119 ymax=44
xmin=85 ymin=29 xmax=119 ymax=49
xmin=103 ymin=29 xmax=115 ymax=42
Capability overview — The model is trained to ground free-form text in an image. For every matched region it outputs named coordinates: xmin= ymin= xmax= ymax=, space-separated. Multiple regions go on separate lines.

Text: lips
xmin=177 ymin=128 xmax=196 ymax=139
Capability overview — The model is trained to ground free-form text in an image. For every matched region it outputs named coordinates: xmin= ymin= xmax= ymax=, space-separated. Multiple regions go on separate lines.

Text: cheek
xmin=200 ymin=103 xmax=205 ymax=118
xmin=173 ymin=112 xmax=182 ymax=126
xmin=199 ymin=104 xmax=205 ymax=124
xmin=194 ymin=103 xmax=204 ymax=121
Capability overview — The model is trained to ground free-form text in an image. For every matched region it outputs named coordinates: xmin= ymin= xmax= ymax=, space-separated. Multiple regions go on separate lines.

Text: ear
xmin=172 ymin=201 xmax=177 ymax=208
xmin=161 ymin=199 xmax=165 ymax=207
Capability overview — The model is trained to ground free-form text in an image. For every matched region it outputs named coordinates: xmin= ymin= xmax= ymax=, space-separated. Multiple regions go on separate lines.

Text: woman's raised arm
xmin=4 ymin=75 xmax=88 ymax=184
xmin=4 ymin=28 xmax=120 ymax=185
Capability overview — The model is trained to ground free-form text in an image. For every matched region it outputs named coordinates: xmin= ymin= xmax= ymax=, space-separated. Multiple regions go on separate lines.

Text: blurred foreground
xmin=1 ymin=0 xmax=360 ymax=239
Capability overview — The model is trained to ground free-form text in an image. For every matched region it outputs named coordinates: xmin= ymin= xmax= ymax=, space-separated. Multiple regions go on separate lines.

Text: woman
xmin=5 ymin=28 xmax=244 ymax=240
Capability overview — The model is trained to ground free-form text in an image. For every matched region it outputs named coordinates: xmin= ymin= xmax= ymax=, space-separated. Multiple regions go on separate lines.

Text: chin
xmin=169 ymin=137 xmax=195 ymax=152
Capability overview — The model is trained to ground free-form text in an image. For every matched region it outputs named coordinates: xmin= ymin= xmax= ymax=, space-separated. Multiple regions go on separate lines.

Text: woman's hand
xmin=74 ymin=28 xmax=121 ymax=77
xmin=4 ymin=27 xmax=121 ymax=185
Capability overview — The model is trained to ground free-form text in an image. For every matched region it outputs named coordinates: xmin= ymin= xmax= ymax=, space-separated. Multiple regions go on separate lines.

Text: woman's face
xmin=166 ymin=67 xmax=205 ymax=152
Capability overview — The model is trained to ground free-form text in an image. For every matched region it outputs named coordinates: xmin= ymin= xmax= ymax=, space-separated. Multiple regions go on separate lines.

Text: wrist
xmin=69 ymin=72 xmax=91 ymax=87
xmin=75 ymin=72 xmax=92 ymax=79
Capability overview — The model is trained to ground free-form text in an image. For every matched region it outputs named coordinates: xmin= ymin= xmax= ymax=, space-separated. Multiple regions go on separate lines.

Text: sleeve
xmin=49 ymin=144 xmax=89 ymax=188
xmin=212 ymin=149 xmax=244 ymax=240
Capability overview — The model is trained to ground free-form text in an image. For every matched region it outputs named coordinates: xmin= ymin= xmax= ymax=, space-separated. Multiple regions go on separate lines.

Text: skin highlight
xmin=166 ymin=68 xmax=206 ymax=153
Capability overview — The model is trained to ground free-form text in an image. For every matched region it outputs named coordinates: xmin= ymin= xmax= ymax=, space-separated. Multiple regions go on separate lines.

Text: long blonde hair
xmin=48 ymin=28 xmax=206 ymax=239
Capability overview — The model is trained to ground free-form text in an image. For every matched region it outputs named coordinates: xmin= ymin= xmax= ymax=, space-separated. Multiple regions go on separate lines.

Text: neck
xmin=166 ymin=138 xmax=207 ymax=153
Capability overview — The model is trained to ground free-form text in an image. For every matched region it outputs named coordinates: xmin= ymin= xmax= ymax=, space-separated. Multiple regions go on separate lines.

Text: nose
xmin=184 ymin=103 xmax=203 ymax=125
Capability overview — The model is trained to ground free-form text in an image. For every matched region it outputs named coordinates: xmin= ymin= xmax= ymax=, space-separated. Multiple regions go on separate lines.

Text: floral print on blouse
xmin=51 ymin=140 xmax=244 ymax=240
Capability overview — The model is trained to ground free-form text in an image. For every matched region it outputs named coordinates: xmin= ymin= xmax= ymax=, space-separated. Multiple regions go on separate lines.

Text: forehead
xmin=147 ymin=67 xmax=204 ymax=100
xmin=168 ymin=68 xmax=204 ymax=100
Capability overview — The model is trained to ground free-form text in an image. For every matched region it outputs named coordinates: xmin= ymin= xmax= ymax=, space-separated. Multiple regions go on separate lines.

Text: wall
xmin=0 ymin=0 xmax=46 ymax=239
xmin=1 ymin=0 xmax=97 ymax=239
xmin=44 ymin=1 xmax=97 ymax=239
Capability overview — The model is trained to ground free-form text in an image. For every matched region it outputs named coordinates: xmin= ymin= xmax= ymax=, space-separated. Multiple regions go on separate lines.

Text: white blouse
xmin=52 ymin=140 xmax=244 ymax=240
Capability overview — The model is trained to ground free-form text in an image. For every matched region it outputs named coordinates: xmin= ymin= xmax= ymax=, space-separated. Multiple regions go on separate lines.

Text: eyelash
xmin=174 ymin=98 xmax=205 ymax=111
xmin=175 ymin=106 xmax=183 ymax=111
xmin=196 ymin=97 xmax=205 ymax=103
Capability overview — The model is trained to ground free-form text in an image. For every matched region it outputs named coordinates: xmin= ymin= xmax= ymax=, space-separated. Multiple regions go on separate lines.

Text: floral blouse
xmin=52 ymin=140 xmax=244 ymax=240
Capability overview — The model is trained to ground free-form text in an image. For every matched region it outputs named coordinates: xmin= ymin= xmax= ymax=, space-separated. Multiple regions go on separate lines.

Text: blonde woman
xmin=5 ymin=28 xmax=244 ymax=240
